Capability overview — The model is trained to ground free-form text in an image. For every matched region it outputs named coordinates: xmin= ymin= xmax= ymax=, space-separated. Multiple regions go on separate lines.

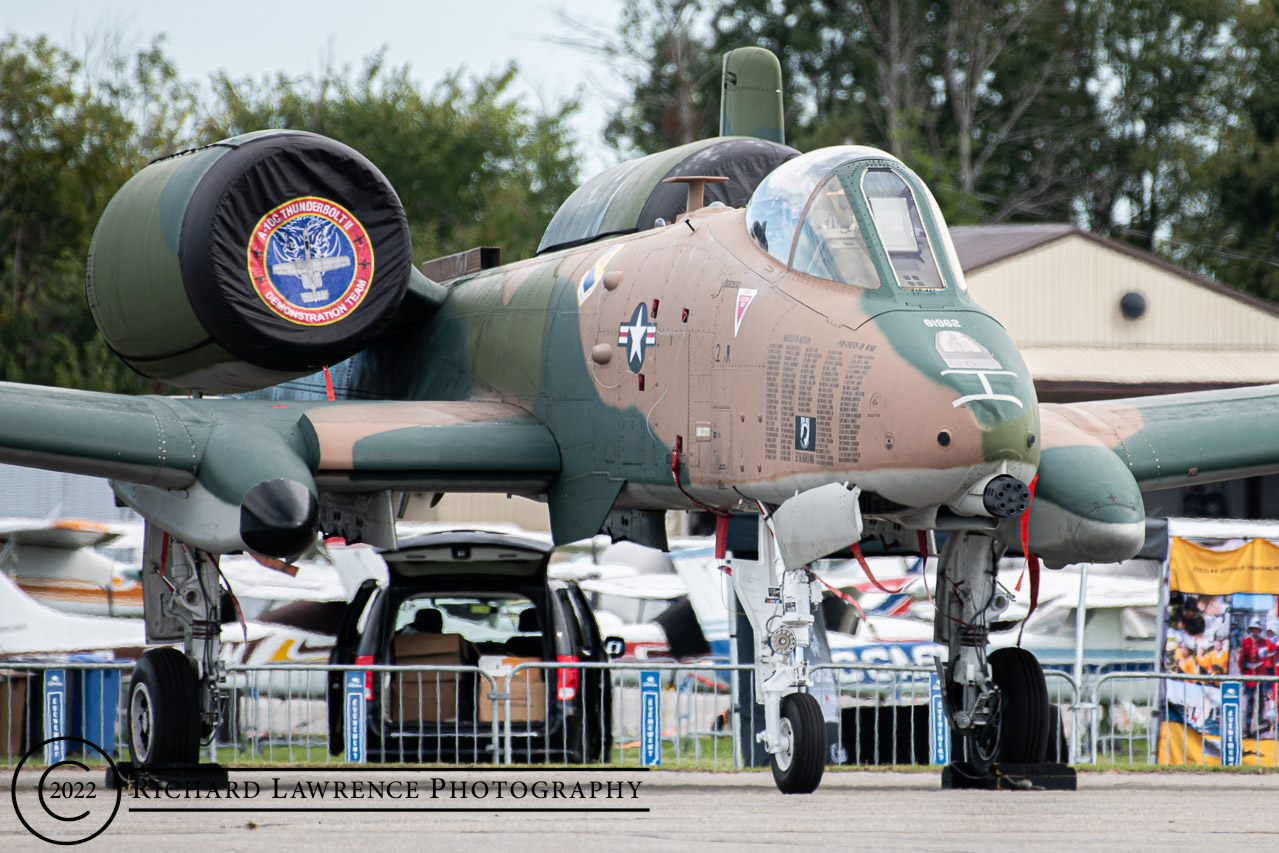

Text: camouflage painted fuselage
xmin=341 ymin=185 xmax=1038 ymax=543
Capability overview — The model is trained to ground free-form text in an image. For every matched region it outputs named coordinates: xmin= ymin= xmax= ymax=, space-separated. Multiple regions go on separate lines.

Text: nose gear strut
xmin=728 ymin=483 xmax=865 ymax=794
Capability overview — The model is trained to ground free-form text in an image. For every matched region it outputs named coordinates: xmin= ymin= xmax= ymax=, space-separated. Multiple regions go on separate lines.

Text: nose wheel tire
xmin=986 ymin=646 xmax=1051 ymax=764
xmin=770 ymin=692 xmax=826 ymax=794
xmin=128 ymin=648 xmax=200 ymax=767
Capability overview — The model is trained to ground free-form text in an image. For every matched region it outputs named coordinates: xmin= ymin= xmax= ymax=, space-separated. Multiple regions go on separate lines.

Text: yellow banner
xmin=1169 ymin=537 xmax=1279 ymax=596
xmin=1158 ymin=720 xmax=1279 ymax=765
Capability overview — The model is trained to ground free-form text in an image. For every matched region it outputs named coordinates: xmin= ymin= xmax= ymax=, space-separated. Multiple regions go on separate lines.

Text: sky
xmin=2 ymin=0 xmax=629 ymax=175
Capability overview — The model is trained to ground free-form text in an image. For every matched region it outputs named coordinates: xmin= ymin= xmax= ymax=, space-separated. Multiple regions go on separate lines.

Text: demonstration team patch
xmin=247 ymin=196 xmax=374 ymax=325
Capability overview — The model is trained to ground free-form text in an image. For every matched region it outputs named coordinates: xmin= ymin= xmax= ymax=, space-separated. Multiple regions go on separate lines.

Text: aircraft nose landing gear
xmin=771 ymin=692 xmax=826 ymax=793
xmin=730 ymin=484 xmax=867 ymax=794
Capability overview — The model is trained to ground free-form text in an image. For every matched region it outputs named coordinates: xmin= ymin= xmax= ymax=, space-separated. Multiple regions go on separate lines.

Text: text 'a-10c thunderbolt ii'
xmin=3 ymin=47 xmax=1278 ymax=792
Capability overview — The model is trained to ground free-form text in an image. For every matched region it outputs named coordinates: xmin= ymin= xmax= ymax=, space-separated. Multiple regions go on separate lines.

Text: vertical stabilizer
xmin=719 ymin=47 xmax=785 ymax=143
xmin=0 ymin=571 xmax=143 ymax=655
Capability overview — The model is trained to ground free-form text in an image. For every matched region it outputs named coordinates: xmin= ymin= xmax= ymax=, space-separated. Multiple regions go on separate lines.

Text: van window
xmin=395 ymin=593 xmax=538 ymax=645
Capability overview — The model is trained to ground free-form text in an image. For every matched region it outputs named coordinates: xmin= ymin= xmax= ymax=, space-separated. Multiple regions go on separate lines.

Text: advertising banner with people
xmin=1158 ymin=537 xmax=1279 ymax=764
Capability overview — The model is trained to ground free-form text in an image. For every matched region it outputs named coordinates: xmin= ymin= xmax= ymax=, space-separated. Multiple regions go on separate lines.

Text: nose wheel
xmin=770 ymin=692 xmax=826 ymax=794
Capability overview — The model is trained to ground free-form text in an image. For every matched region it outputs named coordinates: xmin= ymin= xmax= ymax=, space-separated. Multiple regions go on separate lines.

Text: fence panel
xmin=505 ymin=661 xmax=751 ymax=769
xmin=16 ymin=659 xmax=1274 ymax=770
xmin=1088 ymin=672 xmax=1279 ymax=767
xmin=0 ymin=662 xmax=133 ymax=762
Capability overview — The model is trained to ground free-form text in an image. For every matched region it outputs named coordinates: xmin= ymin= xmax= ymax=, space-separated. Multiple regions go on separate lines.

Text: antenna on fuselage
xmin=719 ymin=47 xmax=785 ymax=143
xmin=662 ymin=175 xmax=730 ymax=215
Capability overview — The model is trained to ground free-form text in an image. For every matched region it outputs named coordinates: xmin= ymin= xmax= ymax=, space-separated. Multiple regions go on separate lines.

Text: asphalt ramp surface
xmin=5 ymin=767 xmax=1278 ymax=851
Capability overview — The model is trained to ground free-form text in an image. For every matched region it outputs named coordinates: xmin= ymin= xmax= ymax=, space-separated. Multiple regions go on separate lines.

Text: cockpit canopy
xmin=745 ymin=146 xmax=967 ymax=292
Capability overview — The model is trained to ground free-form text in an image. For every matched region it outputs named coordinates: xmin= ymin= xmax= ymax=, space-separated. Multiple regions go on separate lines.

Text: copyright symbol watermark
xmin=10 ymin=737 xmax=122 ymax=845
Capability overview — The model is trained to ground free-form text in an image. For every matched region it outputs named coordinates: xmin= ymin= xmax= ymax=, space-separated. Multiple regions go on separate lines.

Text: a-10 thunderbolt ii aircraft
xmin=2 ymin=46 xmax=1278 ymax=791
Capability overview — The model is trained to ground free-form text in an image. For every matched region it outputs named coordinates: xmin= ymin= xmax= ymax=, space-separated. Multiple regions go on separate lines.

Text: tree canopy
xmin=0 ymin=34 xmax=197 ymax=392
xmin=604 ymin=1 xmax=1279 ymax=302
xmin=0 ymin=33 xmax=580 ymax=390
xmin=8 ymin=9 xmax=1279 ymax=390
xmin=202 ymin=52 xmax=579 ymax=264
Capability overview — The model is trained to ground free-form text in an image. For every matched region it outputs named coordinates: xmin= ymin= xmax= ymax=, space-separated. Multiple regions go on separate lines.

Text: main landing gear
xmin=127 ymin=647 xmax=200 ymax=766
xmin=113 ymin=523 xmax=229 ymax=790
xmin=934 ymin=532 xmax=1074 ymax=790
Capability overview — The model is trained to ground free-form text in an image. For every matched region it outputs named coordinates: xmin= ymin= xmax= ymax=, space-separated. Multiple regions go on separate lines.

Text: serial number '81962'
xmin=923 ymin=318 xmax=961 ymax=328
xmin=48 ymin=781 xmax=96 ymax=798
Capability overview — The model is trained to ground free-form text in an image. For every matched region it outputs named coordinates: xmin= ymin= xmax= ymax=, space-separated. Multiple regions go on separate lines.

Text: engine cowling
xmin=86 ymin=130 xmax=413 ymax=393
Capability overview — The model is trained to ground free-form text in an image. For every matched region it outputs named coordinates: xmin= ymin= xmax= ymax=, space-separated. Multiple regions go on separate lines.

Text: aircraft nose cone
xmin=240 ymin=479 xmax=318 ymax=560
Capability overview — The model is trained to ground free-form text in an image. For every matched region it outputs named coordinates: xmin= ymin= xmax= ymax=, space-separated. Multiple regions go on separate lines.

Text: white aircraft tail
xmin=0 ymin=570 xmax=144 ymax=656
xmin=326 ymin=544 xmax=387 ymax=598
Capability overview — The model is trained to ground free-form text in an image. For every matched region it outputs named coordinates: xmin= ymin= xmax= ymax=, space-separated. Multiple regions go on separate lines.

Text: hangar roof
xmin=948 ymin=224 xmax=1279 ymax=399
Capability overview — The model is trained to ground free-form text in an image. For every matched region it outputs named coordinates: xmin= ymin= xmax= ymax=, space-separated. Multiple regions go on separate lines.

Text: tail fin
xmin=325 ymin=543 xmax=388 ymax=600
xmin=0 ymin=571 xmax=143 ymax=655
xmin=719 ymin=47 xmax=785 ymax=142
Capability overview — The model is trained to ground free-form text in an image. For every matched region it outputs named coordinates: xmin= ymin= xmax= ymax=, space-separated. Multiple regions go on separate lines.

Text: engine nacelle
xmin=86 ymin=130 xmax=413 ymax=393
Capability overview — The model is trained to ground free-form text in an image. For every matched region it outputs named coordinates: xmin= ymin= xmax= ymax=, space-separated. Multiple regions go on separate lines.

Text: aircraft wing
xmin=1021 ymin=385 xmax=1279 ymax=566
xmin=1044 ymin=384 xmax=1279 ymax=489
xmin=0 ymin=517 xmax=123 ymax=549
xmin=0 ymin=570 xmax=145 ymax=656
xmin=0 ymin=382 xmax=560 ymax=558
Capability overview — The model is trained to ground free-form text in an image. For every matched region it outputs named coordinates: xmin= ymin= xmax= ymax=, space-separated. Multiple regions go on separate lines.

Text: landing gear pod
xmin=86 ymin=131 xmax=413 ymax=393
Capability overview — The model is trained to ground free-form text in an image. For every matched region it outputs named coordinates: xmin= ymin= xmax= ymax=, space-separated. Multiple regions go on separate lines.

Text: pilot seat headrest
xmin=517 ymin=607 xmax=540 ymax=633
xmin=411 ymin=608 xmax=443 ymax=633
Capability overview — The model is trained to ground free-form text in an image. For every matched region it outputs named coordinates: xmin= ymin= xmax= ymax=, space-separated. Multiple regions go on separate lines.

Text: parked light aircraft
xmin=0 ymin=518 xmax=385 ymax=705
xmin=1 ymin=46 xmax=1277 ymax=791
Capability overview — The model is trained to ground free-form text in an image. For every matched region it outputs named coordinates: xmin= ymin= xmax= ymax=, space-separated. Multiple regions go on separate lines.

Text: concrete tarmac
xmin=5 ymin=767 xmax=1279 ymax=851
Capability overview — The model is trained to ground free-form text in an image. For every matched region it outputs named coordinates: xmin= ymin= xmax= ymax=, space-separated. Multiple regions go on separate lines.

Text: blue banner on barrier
xmin=1221 ymin=681 xmax=1241 ymax=766
xmin=929 ymin=673 xmax=950 ymax=765
xmin=640 ymin=671 xmax=661 ymax=766
xmin=44 ymin=670 xmax=66 ymax=764
xmin=344 ymin=671 xmax=366 ymax=763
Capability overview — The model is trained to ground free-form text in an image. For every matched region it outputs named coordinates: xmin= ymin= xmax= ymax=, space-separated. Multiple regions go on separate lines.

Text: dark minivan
xmin=327 ymin=530 xmax=612 ymax=763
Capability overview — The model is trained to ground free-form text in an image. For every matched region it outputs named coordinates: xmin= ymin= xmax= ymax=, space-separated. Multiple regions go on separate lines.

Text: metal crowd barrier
xmin=12 ymin=658 xmax=1272 ymax=770
xmin=224 ymin=663 xmax=501 ymax=765
xmin=1085 ymin=671 xmax=1279 ymax=767
xmin=808 ymin=663 xmax=1080 ymax=765
xmin=0 ymin=661 xmax=133 ymax=762
xmin=502 ymin=660 xmax=752 ymax=769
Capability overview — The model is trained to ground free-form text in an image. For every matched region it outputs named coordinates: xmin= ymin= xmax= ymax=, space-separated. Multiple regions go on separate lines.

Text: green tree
xmin=1082 ymin=0 xmax=1236 ymax=250
xmin=1176 ymin=2 xmax=1279 ymax=300
xmin=0 ymin=33 xmax=195 ymax=391
xmin=604 ymin=0 xmax=1252 ymax=260
xmin=554 ymin=0 xmax=720 ymax=156
xmin=703 ymin=0 xmax=1100 ymax=223
xmin=202 ymin=52 xmax=580 ymax=263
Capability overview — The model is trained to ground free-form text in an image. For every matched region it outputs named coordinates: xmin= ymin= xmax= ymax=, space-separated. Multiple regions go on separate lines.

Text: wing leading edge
xmin=1016 ymin=385 xmax=1279 ymax=567
xmin=0 ymin=382 xmax=560 ymax=557
xmin=1046 ymin=384 xmax=1279 ymax=490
